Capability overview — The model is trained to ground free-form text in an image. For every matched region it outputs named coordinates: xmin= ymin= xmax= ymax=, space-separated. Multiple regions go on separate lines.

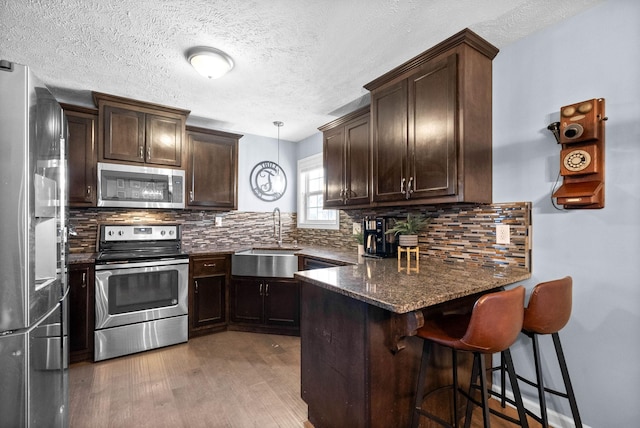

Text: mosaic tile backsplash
xmin=69 ymin=201 xmax=531 ymax=270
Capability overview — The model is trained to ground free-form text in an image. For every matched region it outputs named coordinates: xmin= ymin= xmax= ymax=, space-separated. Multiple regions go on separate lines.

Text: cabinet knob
xmin=195 ymin=280 xmax=199 ymax=293
xmin=86 ymin=186 xmax=92 ymax=196
xmin=81 ymin=272 xmax=86 ymax=288
xmin=400 ymin=177 xmax=406 ymax=195
xmin=259 ymin=283 xmax=263 ymax=296
xmin=265 ymin=283 xmax=269 ymax=296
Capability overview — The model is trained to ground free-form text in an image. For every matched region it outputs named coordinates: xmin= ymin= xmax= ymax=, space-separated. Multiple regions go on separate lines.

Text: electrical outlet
xmin=215 ymin=216 xmax=223 ymax=227
xmin=496 ymin=224 xmax=510 ymax=245
xmin=352 ymin=222 xmax=362 ymax=235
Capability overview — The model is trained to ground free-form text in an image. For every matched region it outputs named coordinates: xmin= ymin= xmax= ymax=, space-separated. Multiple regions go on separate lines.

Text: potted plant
xmin=385 ymin=213 xmax=431 ymax=247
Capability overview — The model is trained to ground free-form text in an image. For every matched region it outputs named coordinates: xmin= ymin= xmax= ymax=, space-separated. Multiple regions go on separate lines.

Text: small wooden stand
xmin=397 ymin=246 xmax=419 ymax=273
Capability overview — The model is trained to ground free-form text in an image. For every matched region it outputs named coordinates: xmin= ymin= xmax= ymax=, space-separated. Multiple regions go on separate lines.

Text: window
xmin=297 ymin=153 xmax=339 ymax=230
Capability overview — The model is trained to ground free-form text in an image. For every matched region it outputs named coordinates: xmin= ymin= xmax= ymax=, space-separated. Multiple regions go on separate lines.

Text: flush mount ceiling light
xmin=187 ymin=47 xmax=234 ymax=79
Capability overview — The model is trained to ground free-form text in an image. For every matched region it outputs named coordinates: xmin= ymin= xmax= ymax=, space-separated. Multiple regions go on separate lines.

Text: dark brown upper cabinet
xmin=319 ymin=107 xmax=370 ymax=208
xmin=186 ymin=126 xmax=241 ymax=210
xmin=62 ymin=104 xmax=98 ymax=207
xmin=93 ymin=92 xmax=189 ymax=168
xmin=365 ymin=28 xmax=499 ymax=206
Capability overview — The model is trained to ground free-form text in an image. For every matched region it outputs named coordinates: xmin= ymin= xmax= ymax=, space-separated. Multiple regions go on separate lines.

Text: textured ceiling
xmin=1 ymin=0 xmax=602 ymax=141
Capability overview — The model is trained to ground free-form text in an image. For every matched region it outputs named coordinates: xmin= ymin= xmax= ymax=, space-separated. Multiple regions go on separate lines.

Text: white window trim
xmin=297 ymin=153 xmax=339 ymax=230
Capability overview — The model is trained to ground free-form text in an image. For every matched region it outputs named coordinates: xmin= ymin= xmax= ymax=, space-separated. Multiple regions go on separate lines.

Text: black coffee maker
xmin=362 ymin=217 xmax=398 ymax=258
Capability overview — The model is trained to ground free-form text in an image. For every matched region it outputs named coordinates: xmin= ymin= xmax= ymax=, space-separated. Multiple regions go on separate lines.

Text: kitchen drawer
xmin=191 ymin=256 xmax=228 ymax=277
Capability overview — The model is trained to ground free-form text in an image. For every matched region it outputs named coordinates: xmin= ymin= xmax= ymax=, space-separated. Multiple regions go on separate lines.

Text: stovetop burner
xmin=96 ymin=224 xmax=186 ymax=264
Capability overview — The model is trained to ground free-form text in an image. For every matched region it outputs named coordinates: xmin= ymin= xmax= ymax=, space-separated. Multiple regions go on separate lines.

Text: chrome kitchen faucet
xmin=273 ymin=207 xmax=282 ymax=247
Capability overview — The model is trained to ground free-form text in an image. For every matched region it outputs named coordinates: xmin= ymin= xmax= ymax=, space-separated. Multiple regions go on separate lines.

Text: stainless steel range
xmin=94 ymin=224 xmax=189 ymax=361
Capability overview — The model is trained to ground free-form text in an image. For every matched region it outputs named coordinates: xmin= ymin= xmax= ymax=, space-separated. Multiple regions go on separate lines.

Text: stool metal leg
xmin=531 ymin=334 xmax=549 ymax=426
xmin=463 ymin=353 xmax=492 ymax=428
xmin=552 ymin=332 xmax=583 ymax=428
xmin=499 ymin=351 xmax=506 ymax=408
xmin=412 ymin=340 xmax=432 ymax=428
xmin=502 ymin=349 xmax=530 ymax=428
xmin=478 ymin=353 xmax=491 ymax=428
xmin=463 ymin=354 xmax=479 ymax=428
xmin=452 ymin=349 xmax=459 ymax=428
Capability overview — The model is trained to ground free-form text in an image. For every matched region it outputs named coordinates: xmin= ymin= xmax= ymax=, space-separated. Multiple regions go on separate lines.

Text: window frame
xmin=297 ymin=153 xmax=339 ymax=230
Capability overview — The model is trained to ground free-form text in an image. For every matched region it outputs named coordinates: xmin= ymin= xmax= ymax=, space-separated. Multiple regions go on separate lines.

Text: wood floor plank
xmin=70 ymin=331 xmax=535 ymax=428
xmin=69 ymin=331 xmax=308 ymax=428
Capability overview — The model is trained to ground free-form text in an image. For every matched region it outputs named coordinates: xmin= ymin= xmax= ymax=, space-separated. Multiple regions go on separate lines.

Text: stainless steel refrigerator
xmin=0 ymin=61 xmax=69 ymax=427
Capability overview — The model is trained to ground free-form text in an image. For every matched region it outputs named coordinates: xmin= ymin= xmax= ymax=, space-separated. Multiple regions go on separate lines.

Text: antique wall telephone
xmin=548 ymin=98 xmax=607 ymax=209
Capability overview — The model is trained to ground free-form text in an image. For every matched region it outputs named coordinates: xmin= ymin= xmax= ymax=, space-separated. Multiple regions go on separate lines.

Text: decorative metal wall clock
xmin=250 ymin=160 xmax=287 ymax=201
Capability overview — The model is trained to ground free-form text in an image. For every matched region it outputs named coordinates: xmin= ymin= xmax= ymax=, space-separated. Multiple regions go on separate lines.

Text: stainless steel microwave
xmin=97 ymin=162 xmax=185 ymax=209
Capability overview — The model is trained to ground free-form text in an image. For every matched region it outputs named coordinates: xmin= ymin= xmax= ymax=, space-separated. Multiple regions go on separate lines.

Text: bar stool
xmin=497 ymin=276 xmax=582 ymax=427
xmin=411 ymin=286 xmax=529 ymax=428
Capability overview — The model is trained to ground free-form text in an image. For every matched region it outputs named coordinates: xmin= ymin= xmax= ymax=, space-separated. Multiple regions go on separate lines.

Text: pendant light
xmin=272 ymin=121 xmax=286 ymax=194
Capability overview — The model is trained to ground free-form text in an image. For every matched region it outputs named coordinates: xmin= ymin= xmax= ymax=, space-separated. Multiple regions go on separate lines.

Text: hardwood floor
xmin=70 ymin=331 xmax=540 ymax=428
xmin=69 ymin=331 xmax=307 ymax=428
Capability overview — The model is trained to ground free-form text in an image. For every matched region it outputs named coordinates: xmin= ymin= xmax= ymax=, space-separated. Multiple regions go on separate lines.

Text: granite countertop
xmin=184 ymin=244 xmax=250 ymax=256
xmin=65 ymin=244 xmax=356 ymax=262
xmin=294 ymin=257 xmax=531 ymax=314
xmin=294 ymin=246 xmax=359 ymax=265
xmin=68 ymin=253 xmax=97 ymax=264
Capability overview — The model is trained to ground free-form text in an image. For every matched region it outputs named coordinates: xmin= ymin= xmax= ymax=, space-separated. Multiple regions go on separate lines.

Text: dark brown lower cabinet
xmin=300 ymin=280 xmax=481 ymax=428
xmin=69 ymin=263 xmax=95 ymax=363
xmin=230 ymin=276 xmax=299 ymax=336
xmin=189 ymin=255 xmax=229 ymax=337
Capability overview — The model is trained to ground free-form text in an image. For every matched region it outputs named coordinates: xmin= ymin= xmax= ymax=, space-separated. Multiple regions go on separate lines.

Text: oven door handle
xmin=95 ymin=258 xmax=189 ymax=270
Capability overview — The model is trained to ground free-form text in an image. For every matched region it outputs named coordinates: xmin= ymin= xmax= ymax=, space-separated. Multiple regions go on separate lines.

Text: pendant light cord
xmin=274 ymin=121 xmax=283 ymax=166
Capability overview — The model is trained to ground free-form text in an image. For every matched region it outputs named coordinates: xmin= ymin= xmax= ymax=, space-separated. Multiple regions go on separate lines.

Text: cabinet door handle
xmin=189 ymin=190 xmax=194 ymax=202
xmin=81 ymin=272 xmax=86 ymax=288
xmin=139 ymin=145 xmax=144 ymax=159
xmin=265 ymin=283 xmax=269 ymax=297
xmin=259 ymin=283 xmax=263 ymax=296
xmin=86 ymin=185 xmax=92 ymax=196
xmin=147 ymin=147 xmax=151 ymax=161
xmin=400 ymin=177 xmax=406 ymax=194
xmin=203 ymin=263 xmax=216 ymax=268
xmin=407 ymin=177 xmax=414 ymax=199
xmin=195 ymin=280 xmax=199 ymax=293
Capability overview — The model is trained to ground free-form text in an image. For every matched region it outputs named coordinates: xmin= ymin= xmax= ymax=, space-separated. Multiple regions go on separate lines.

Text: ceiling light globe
xmin=188 ymin=47 xmax=234 ymax=79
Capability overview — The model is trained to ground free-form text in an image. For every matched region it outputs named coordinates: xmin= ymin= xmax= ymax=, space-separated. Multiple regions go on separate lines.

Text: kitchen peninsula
xmin=295 ymin=257 xmax=530 ymax=428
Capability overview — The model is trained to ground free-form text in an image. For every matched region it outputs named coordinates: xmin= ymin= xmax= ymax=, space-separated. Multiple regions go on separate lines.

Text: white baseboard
xmin=491 ymin=386 xmax=591 ymax=428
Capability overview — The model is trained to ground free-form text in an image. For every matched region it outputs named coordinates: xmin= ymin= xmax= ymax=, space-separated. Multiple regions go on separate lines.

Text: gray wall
xmin=237 ymin=133 xmax=297 ymax=212
xmin=493 ymin=0 xmax=639 ymax=426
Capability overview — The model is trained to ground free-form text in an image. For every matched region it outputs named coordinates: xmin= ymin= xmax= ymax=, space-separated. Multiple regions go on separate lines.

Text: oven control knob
xmin=169 ymin=230 xmax=174 ymax=236
xmin=160 ymin=230 xmax=166 ymax=236
xmin=117 ymin=230 xmax=124 ymax=236
xmin=108 ymin=230 xmax=114 ymax=236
